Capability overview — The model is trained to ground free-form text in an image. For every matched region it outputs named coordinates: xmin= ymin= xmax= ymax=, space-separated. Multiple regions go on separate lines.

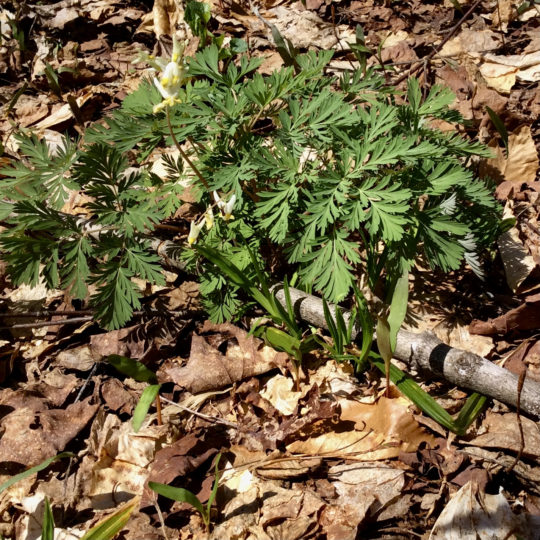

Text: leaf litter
xmin=1 ymin=0 xmax=540 ymax=538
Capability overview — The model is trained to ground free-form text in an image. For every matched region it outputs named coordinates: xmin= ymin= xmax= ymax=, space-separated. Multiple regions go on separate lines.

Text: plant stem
xmin=166 ymin=107 xmax=210 ymax=191
xmin=155 ymin=393 xmax=163 ymax=426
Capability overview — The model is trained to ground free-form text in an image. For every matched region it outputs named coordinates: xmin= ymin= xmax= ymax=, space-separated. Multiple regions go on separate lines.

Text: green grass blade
xmin=206 ymin=453 xmax=222 ymax=515
xmin=108 ymin=355 xmax=158 ymax=384
xmin=0 ymin=452 xmax=73 ymax=495
xmin=335 ymin=306 xmax=349 ymax=354
xmin=149 ymin=482 xmax=207 ymax=524
xmin=42 ymin=497 xmax=55 ymax=540
xmin=486 ymin=106 xmax=508 ymax=151
xmin=80 ymin=498 xmax=138 ymax=540
xmin=335 ymin=305 xmax=348 ymax=340
xmin=196 ymin=244 xmax=277 ymax=318
xmin=388 ymin=268 xmax=409 ymax=351
xmin=352 ymin=282 xmax=374 ymax=368
xmin=454 ymin=392 xmax=488 ymax=435
xmin=346 ymin=306 xmax=357 ymax=344
xmin=376 ymin=316 xmax=392 ymax=363
xmin=370 ymin=354 xmax=458 ymax=432
xmin=132 ymin=384 xmax=161 ymax=433
xmin=322 ymin=298 xmax=338 ymax=344
xmin=282 ymin=276 xmax=301 ymax=336
xmin=265 ymin=327 xmax=300 ymax=355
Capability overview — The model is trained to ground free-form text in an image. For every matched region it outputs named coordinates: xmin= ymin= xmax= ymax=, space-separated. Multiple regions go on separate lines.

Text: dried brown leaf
xmin=0 ymin=397 xmax=98 ymax=467
xmin=163 ymin=322 xmax=288 ymax=393
xmin=498 ymin=202 xmax=537 ymax=291
xmin=470 ymin=292 xmax=540 ymax=335
xmin=430 ymin=481 xmax=530 ymax=539
xmin=325 ymin=463 xmax=405 ymax=533
xmin=287 ymin=396 xmax=434 ymax=460
xmin=466 ymin=410 xmax=540 ymax=459
xmin=483 ymin=125 xmax=539 ymax=184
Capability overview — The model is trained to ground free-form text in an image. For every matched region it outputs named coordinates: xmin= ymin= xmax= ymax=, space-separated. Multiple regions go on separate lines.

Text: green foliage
xmin=0 ymin=452 xmax=73 ymax=495
xmin=108 ymin=355 xmax=160 ymax=432
xmin=149 ymin=453 xmax=222 ymax=532
xmin=42 ymin=497 xmax=55 ymax=540
xmin=0 ymin=35 xmax=501 ymax=329
xmin=132 ymin=385 xmax=161 ymax=432
xmin=80 ymin=499 xmax=138 ymax=540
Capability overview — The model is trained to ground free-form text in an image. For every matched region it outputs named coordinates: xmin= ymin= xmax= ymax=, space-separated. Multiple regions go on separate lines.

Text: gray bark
xmin=155 ymin=241 xmax=540 ymax=419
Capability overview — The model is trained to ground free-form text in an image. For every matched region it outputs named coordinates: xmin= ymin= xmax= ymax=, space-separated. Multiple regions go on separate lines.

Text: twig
xmin=0 ymin=310 xmax=94 ymax=318
xmin=160 ymin=396 xmax=238 ymax=428
xmin=495 ymin=0 xmax=507 ymax=49
xmin=155 ymin=393 xmax=163 ymax=426
xmin=153 ymin=497 xmax=170 ymax=540
xmin=0 ymin=309 xmax=193 ymax=330
xmin=64 ymin=362 xmax=98 ymax=502
xmin=330 ymin=4 xmax=357 ymax=72
xmin=148 ymin=238 xmax=540 ymax=419
xmin=393 ymin=0 xmax=483 ymax=86
xmin=506 ymin=368 xmax=526 ymax=473
xmin=0 ymin=316 xmax=94 ymax=330
xmin=74 ymin=362 xmax=98 ymax=403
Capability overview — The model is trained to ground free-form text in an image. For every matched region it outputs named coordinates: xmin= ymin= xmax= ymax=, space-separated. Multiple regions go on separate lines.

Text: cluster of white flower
xmin=133 ymin=37 xmax=187 ymax=114
xmin=187 ymin=191 xmax=237 ymax=245
xmin=134 ymin=41 xmax=237 ymax=246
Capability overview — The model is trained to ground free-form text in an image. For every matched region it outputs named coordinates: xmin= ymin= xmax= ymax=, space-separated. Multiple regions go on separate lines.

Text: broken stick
xmin=152 ymin=239 xmax=540 ymax=419
xmin=271 ymin=286 xmax=540 ymax=419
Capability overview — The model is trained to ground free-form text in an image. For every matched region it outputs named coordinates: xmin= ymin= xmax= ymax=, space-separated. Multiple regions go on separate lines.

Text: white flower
xmin=213 ymin=191 xmax=237 ymax=221
xmin=205 ymin=207 xmax=214 ymax=230
xmin=187 ymin=220 xmax=205 ymax=245
xmin=154 ymin=61 xmax=183 ymax=101
xmin=213 ymin=191 xmax=224 ymax=209
xmin=222 ymin=194 xmax=236 ymax=221
xmin=134 ymin=37 xmax=187 ymax=114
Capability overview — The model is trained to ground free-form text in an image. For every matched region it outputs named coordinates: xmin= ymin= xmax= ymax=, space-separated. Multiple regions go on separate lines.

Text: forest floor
xmin=1 ymin=0 xmax=540 ymax=538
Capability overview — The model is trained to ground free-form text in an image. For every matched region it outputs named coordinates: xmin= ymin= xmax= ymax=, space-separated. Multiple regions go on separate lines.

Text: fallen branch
xmin=136 ymin=239 xmax=540 ymax=419
xmin=271 ymin=285 xmax=540 ymax=419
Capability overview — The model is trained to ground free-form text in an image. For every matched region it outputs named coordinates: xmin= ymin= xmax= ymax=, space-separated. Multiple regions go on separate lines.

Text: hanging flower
xmin=205 ymin=207 xmax=214 ymax=230
xmin=213 ymin=191 xmax=237 ymax=221
xmin=134 ymin=37 xmax=187 ymax=114
xmin=187 ymin=220 xmax=205 ymax=245
xmin=222 ymin=194 xmax=236 ymax=221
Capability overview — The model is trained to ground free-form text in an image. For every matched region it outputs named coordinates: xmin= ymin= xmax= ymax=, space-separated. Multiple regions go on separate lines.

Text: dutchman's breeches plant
xmin=0 ymin=39 xmax=501 ymax=328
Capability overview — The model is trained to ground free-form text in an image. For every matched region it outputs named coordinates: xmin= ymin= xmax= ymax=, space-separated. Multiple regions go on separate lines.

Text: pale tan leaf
xmin=430 ymin=481 xmax=529 ymax=539
xmin=479 ymin=62 xmax=517 ymax=93
xmin=484 ymin=125 xmax=539 ymax=184
xmin=498 ymin=202 xmax=537 ymax=291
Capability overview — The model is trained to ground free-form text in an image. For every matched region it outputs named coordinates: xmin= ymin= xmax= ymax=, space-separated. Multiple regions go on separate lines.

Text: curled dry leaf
xmin=86 ymin=409 xmax=165 ymax=510
xmin=268 ymin=5 xmax=354 ymax=49
xmin=146 ymin=433 xmax=218 ymax=488
xmin=152 ymin=0 xmax=182 ymax=38
xmin=212 ymin=479 xmax=325 ymax=540
xmin=325 ymin=463 xmax=405 ymax=538
xmin=162 ymin=322 xmax=288 ymax=393
xmin=479 ymin=62 xmax=517 ymax=94
xmin=482 ymin=125 xmax=539 ymax=184
xmin=0 ymin=396 xmax=98 ymax=467
xmin=498 ymin=202 xmax=536 ymax=292
xmin=483 ymin=50 xmax=540 ymax=83
xmin=261 ymin=488 xmax=325 ymax=539
xmin=260 ymin=374 xmax=302 ymax=415
xmin=470 ymin=292 xmax=540 ymax=335
xmin=89 ymin=326 xmax=146 ymax=359
xmin=287 ymin=396 xmax=435 ymax=460
xmin=465 ymin=410 xmax=540 ymax=460
xmin=430 ymin=481 xmax=532 ymax=539
xmin=242 ymin=384 xmax=340 ymax=451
